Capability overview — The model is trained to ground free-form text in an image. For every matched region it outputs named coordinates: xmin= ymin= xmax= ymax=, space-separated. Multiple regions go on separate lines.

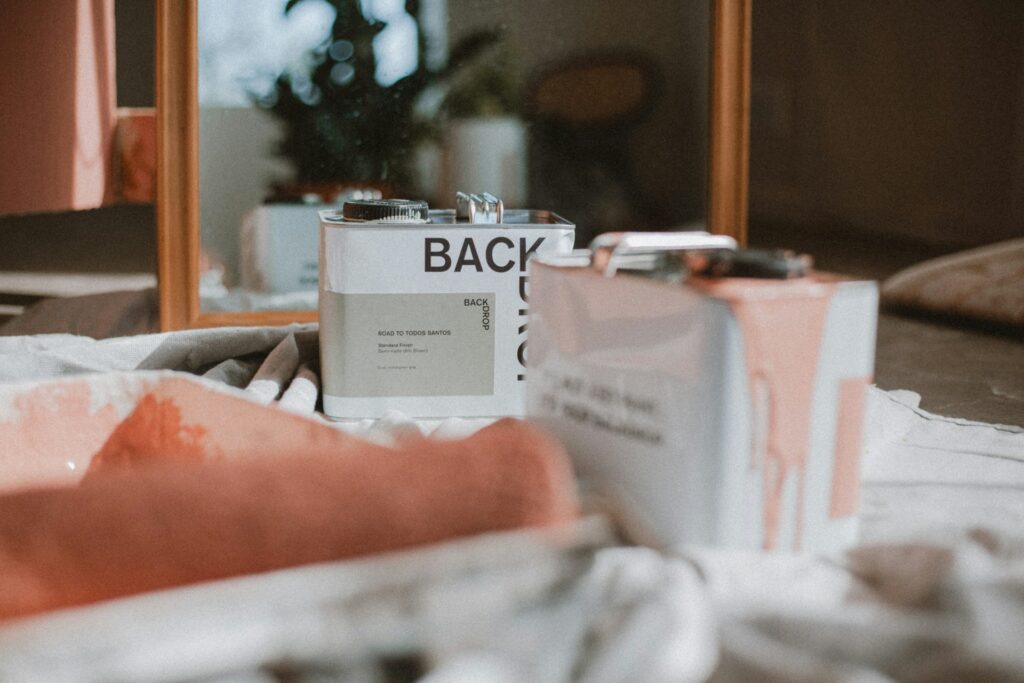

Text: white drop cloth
xmin=0 ymin=327 xmax=1021 ymax=681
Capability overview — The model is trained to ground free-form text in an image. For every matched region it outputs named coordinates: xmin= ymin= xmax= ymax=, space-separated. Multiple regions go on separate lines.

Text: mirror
xmin=157 ymin=0 xmax=749 ymax=329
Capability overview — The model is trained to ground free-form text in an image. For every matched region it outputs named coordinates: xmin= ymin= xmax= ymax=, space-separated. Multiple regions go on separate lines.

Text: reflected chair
xmin=526 ymin=52 xmax=662 ymax=244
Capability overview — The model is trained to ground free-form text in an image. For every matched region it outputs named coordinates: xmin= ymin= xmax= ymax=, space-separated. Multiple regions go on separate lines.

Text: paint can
xmin=526 ymin=232 xmax=878 ymax=554
xmin=319 ymin=193 xmax=575 ymax=419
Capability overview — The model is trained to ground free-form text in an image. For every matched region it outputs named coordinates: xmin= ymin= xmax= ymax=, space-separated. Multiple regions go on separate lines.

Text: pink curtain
xmin=0 ymin=0 xmax=116 ymax=215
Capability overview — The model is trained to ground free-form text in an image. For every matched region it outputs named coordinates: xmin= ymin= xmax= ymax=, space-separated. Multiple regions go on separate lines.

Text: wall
xmin=114 ymin=0 xmax=155 ymax=107
xmin=199 ymin=108 xmax=291 ymax=281
xmin=750 ymin=0 xmax=1024 ymax=247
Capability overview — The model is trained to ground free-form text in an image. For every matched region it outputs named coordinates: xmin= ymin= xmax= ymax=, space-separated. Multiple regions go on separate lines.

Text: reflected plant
xmin=255 ymin=0 xmax=498 ymax=193
xmin=441 ymin=45 xmax=522 ymax=119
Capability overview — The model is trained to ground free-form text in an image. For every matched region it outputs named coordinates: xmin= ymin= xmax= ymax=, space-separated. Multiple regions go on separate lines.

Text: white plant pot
xmin=441 ymin=116 xmax=527 ymax=208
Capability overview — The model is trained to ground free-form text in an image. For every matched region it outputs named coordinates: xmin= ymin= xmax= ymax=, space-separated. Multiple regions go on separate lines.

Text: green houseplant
xmin=256 ymin=0 xmax=498 ymax=199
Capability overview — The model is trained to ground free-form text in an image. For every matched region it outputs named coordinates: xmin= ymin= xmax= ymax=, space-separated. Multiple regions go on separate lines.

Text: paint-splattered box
xmin=526 ymin=252 xmax=878 ymax=554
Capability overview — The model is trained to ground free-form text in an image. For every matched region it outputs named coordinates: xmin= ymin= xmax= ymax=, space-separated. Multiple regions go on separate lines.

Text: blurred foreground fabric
xmin=0 ymin=327 xmax=1021 ymax=680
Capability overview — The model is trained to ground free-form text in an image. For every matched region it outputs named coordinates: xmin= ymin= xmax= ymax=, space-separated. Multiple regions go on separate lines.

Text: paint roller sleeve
xmin=0 ymin=419 xmax=578 ymax=621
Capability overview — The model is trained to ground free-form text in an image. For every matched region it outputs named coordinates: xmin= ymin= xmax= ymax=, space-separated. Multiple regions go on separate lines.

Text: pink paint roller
xmin=0 ymin=419 xmax=577 ymax=621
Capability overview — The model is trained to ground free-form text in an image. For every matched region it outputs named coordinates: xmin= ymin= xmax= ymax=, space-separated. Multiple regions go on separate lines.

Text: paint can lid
xmin=341 ymin=198 xmax=429 ymax=223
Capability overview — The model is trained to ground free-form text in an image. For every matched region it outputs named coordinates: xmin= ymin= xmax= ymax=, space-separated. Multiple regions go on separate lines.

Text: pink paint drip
xmin=830 ymin=377 xmax=871 ymax=518
xmin=694 ymin=276 xmax=837 ymax=550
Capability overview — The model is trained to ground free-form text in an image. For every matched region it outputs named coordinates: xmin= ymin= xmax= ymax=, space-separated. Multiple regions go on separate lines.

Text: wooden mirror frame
xmin=156 ymin=0 xmax=751 ymax=331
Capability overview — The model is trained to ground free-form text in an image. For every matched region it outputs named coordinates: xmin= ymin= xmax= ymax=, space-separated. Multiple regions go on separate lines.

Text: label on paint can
xmin=320 ymin=291 xmax=495 ymax=397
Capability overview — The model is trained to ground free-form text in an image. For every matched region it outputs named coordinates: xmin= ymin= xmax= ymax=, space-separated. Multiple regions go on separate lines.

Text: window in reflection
xmin=198 ymin=0 xmax=334 ymax=106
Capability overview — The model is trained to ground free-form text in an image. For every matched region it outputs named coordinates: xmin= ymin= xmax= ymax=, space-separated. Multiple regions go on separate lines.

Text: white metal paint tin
xmin=319 ymin=207 xmax=574 ymax=419
xmin=526 ymin=255 xmax=878 ymax=555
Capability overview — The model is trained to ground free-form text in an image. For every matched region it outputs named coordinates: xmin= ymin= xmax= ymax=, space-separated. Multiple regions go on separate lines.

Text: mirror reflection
xmin=198 ymin=0 xmax=709 ymax=312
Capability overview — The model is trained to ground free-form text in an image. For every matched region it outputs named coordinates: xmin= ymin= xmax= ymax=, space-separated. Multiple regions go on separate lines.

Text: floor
xmin=0 ymin=206 xmax=156 ymax=325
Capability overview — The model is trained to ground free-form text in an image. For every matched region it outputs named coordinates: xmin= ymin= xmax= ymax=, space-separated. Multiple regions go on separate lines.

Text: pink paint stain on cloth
xmin=0 ymin=384 xmax=119 ymax=490
xmin=84 ymin=394 xmax=210 ymax=478
xmin=693 ymin=276 xmax=837 ymax=550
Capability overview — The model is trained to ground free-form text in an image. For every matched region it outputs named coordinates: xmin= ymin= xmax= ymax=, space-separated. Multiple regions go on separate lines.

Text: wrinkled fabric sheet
xmin=0 ymin=520 xmax=719 ymax=683
xmin=0 ymin=327 xmax=492 ymax=440
xmin=0 ymin=325 xmax=315 ymax=380
xmin=682 ymin=389 xmax=1024 ymax=681
xmin=0 ymin=328 xmax=1022 ymax=680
